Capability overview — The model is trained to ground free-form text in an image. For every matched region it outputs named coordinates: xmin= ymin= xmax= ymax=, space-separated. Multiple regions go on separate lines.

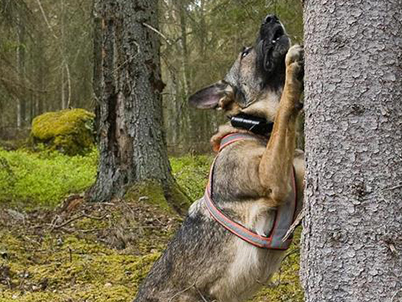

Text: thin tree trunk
xmin=61 ymin=65 xmax=66 ymax=109
xmin=36 ymin=30 xmax=45 ymax=117
xmin=301 ymin=1 xmax=402 ymax=301
xmin=199 ymin=0 xmax=206 ymax=60
xmin=179 ymin=2 xmax=190 ymax=98
xmin=93 ymin=5 xmax=102 ymax=136
xmin=89 ymin=0 xmax=189 ymax=213
xmin=178 ymin=0 xmax=190 ymax=151
xmin=16 ymin=13 xmax=26 ymax=128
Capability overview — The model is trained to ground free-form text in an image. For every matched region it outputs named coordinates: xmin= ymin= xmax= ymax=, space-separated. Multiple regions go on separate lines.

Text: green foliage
xmin=0 ymin=148 xmax=97 ymax=208
xmin=31 ymin=109 xmax=95 ymax=156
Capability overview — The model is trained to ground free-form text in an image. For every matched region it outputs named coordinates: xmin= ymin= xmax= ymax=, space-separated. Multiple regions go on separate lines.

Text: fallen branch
xmin=82 ymin=212 xmax=108 ymax=220
xmin=50 ymin=213 xmax=85 ymax=230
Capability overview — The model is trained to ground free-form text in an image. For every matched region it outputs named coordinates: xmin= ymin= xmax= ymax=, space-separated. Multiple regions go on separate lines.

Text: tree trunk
xmin=177 ymin=0 xmax=190 ymax=151
xmin=301 ymin=1 xmax=402 ymax=301
xmin=16 ymin=13 xmax=26 ymax=128
xmin=179 ymin=1 xmax=190 ymax=97
xmin=93 ymin=5 xmax=102 ymax=136
xmin=89 ymin=0 xmax=189 ymax=214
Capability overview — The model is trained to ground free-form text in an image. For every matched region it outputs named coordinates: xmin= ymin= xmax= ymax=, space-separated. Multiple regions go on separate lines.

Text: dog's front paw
xmin=284 ymin=45 xmax=304 ymax=89
xmin=285 ymin=45 xmax=304 ymax=83
xmin=283 ymin=45 xmax=304 ymax=111
xmin=286 ymin=45 xmax=304 ymax=67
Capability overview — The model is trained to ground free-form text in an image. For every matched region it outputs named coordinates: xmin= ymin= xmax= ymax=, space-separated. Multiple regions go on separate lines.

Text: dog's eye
xmin=241 ymin=47 xmax=251 ymax=59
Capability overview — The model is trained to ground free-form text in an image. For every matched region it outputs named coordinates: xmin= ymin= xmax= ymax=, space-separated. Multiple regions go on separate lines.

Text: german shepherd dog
xmin=134 ymin=14 xmax=305 ymax=302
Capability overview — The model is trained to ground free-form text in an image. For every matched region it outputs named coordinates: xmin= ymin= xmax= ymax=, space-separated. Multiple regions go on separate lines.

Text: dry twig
xmin=142 ymin=22 xmax=171 ymax=45
xmin=282 ymin=209 xmax=305 ymax=242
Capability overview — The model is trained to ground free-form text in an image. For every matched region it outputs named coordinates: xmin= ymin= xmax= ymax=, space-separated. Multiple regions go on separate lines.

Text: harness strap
xmin=218 ymin=133 xmax=261 ymax=151
xmin=204 ymin=133 xmax=299 ymax=250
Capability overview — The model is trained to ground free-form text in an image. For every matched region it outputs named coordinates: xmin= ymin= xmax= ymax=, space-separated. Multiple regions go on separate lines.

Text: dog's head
xmin=189 ymin=15 xmax=290 ymax=121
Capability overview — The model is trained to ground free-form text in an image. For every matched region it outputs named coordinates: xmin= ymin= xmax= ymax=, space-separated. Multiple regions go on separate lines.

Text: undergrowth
xmin=0 ymin=148 xmax=98 ymax=208
xmin=0 ymin=148 xmax=211 ymax=210
xmin=170 ymin=154 xmax=212 ymax=201
xmin=0 ymin=149 xmax=303 ymax=301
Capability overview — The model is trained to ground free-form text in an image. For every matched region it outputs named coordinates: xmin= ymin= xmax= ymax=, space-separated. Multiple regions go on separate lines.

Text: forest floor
xmin=0 ymin=148 xmax=303 ymax=302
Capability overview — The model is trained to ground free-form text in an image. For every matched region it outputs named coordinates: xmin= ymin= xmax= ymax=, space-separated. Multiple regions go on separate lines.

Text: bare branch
xmin=143 ymin=22 xmax=172 ymax=45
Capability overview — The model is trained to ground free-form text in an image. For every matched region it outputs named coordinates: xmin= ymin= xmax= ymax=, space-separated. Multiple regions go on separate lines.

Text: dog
xmin=134 ymin=14 xmax=305 ymax=302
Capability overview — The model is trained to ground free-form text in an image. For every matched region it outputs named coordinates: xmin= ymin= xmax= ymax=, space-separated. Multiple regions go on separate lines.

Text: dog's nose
xmin=264 ymin=14 xmax=279 ymax=24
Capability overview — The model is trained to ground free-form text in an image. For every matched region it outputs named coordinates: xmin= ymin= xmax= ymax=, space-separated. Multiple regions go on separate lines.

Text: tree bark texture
xmin=301 ymin=1 xmax=402 ymax=301
xmin=90 ymin=0 xmax=175 ymax=203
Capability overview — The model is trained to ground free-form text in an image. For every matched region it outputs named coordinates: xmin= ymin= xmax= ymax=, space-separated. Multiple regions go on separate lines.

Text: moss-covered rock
xmin=31 ymin=109 xmax=95 ymax=155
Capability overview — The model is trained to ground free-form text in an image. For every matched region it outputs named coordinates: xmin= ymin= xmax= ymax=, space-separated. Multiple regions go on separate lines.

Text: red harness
xmin=204 ymin=133 xmax=300 ymax=250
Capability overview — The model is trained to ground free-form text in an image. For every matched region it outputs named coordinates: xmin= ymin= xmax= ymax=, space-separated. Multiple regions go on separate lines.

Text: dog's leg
xmin=259 ymin=45 xmax=304 ymax=204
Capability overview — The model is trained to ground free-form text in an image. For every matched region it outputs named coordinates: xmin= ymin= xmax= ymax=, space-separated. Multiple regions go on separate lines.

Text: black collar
xmin=229 ymin=113 xmax=274 ymax=136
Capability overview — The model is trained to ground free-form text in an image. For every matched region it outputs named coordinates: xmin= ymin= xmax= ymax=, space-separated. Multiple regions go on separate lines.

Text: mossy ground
xmin=0 ymin=200 xmax=178 ymax=302
xmin=0 ymin=148 xmax=97 ymax=208
xmin=0 ymin=150 xmax=303 ymax=302
xmin=125 ymin=180 xmax=191 ymax=216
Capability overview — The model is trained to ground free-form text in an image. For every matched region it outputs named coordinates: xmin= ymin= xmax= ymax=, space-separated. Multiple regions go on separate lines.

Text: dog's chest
xmin=206 ymin=202 xmax=285 ymax=301
xmin=209 ymin=237 xmax=285 ymax=302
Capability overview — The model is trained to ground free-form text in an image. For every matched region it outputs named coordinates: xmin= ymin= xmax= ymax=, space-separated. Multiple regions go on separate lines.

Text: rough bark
xmin=89 ymin=0 xmax=189 ymax=213
xmin=301 ymin=1 xmax=402 ymax=301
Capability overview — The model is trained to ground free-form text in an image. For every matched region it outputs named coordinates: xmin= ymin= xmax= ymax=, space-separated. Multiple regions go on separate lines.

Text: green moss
xmin=170 ymin=155 xmax=212 ymax=201
xmin=125 ymin=180 xmax=191 ymax=215
xmin=126 ymin=181 xmax=171 ymax=211
xmin=0 ymin=228 xmax=160 ymax=302
xmin=0 ymin=152 xmax=303 ymax=301
xmin=31 ymin=109 xmax=95 ymax=156
xmin=0 ymin=292 xmax=61 ymax=302
xmin=0 ymin=148 xmax=97 ymax=208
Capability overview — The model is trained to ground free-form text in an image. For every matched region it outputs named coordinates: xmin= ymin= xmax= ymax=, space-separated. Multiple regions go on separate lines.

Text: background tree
xmin=88 ymin=0 xmax=189 ymax=213
xmin=301 ymin=0 xmax=402 ymax=300
xmin=0 ymin=0 xmax=93 ymax=138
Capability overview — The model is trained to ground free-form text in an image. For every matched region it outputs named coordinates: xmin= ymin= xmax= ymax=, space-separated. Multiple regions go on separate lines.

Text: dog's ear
xmin=189 ymin=81 xmax=234 ymax=109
